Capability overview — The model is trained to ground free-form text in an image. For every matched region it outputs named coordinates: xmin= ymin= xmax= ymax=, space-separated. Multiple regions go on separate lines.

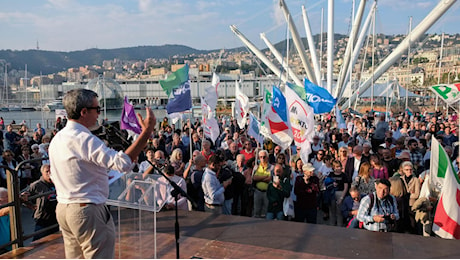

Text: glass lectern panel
xmin=107 ymin=171 xmax=161 ymax=258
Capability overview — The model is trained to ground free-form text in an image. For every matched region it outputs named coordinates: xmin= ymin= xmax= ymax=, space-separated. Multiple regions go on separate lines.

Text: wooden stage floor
xmin=1 ymin=208 xmax=460 ymax=259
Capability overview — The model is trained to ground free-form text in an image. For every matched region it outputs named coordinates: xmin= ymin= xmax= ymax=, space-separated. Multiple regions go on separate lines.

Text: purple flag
xmin=120 ymin=96 xmax=142 ymax=134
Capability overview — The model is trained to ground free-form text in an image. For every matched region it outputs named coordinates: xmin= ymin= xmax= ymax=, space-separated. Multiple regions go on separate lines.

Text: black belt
xmin=255 ymin=188 xmax=266 ymax=192
xmin=206 ymin=203 xmax=222 ymax=207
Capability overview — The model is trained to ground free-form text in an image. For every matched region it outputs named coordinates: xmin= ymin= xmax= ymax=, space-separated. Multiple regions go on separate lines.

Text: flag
xmin=288 ymin=79 xmax=336 ymax=114
xmin=285 ymin=83 xmax=315 ymax=164
xmin=272 ymin=86 xmax=288 ymax=123
xmin=429 ymin=137 xmax=449 ymax=199
xmin=159 ymin=64 xmax=192 ymax=114
xmin=430 ymin=83 xmax=460 ymax=105
xmin=201 ymin=96 xmax=220 ymax=143
xmin=303 ymin=78 xmax=337 ymax=114
xmin=431 ymin=136 xmax=460 ymax=239
xmin=203 ymin=72 xmax=220 ymax=111
xmin=335 ymin=104 xmax=347 ymax=129
xmin=260 ymin=86 xmax=293 ymax=151
xmin=120 ymin=96 xmax=142 ymax=134
xmin=248 ymin=113 xmax=264 ymax=145
xmin=235 ymin=80 xmax=249 ymax=129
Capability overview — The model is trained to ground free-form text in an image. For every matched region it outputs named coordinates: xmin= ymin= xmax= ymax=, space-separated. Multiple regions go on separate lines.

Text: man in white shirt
xmin=156 ymin=165 xmax=188 ymax=211
xmin=49 ymin=89 xmax=156 ymax=259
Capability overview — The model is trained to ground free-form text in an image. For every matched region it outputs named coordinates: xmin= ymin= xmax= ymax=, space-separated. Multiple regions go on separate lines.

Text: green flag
xmin=160 ymin=65 xmax=189 ymax=97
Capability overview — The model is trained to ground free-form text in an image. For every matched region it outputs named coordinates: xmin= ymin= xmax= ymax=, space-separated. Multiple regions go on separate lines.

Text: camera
xmin=383 ymin=214 xmax=394 ymax=223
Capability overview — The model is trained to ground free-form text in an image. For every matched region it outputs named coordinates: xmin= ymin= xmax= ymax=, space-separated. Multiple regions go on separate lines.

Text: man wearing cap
xmin=294 ymin=163 xmax=319 ymax=223
xmin=357 ymin=179 xmax=399 ymax=232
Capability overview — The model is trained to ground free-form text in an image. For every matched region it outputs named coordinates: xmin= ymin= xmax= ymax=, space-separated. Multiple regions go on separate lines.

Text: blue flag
xmin=303 ymin=78 xmax=337 ymax=114
xmin=159 ymin=64 xmax=192 ymax=114
xmin=272 ymin=85 xmax=288 ymax=123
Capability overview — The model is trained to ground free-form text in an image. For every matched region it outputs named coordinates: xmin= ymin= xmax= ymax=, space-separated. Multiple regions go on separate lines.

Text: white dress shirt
xmin=49 ymin=121 xmax=134 ymax=204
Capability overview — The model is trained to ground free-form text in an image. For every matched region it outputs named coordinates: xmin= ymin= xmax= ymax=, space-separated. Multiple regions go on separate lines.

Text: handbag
xmin=283 ymin=196 xmax=295 ymax=218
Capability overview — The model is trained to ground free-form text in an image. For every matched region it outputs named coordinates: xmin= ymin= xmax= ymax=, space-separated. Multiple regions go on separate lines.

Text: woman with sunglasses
xmin=252 ymin=150 xmax=273 ymax=218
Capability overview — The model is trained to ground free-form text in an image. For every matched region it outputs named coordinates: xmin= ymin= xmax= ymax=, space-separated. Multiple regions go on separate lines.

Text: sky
xmin=0 ymin=0 xmax=459 ymax=52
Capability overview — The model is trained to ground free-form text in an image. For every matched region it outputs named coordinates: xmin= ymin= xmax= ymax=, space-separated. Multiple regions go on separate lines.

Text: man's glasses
xmin=86 ymin=106 xmax=101 ymax=113
xmin=317 ymin=153 xmax=324 ymax=156
xmin=259 ymin=155 xmax=267 ymax=158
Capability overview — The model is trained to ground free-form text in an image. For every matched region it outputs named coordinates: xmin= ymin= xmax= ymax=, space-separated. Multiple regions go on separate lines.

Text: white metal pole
xmin=320 ymin=8 xmax=324 ymax=86
xmin=342 ymin=0 xmax=458 ymax=110
xmin=230 ymin=25 xmax=289 ymax=84
xmin=339 ymin=0 xmax=376 ymax=100
xmin=279 ymin=0 xmax=316 ymax=84
xmin=327 ymin=0 xmax=334 ymax=93
xmin=335 ymin=0 xmax=367 ymax=98
xmin=405 ymin=16 xmax=412 ymax=111
xmin=436 ymin=32 xmax=445 ymax=112
xmin=260 ymin=33 xmax=303 ymax=86
xmin=302 ymin=5 xmax=321 ymax=84
xmin=370 ymin=12 xmax=375 ymax=112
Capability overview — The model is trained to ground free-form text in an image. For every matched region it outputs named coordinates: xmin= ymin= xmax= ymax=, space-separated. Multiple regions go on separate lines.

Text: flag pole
xmin=188 ymin=111 xmax=193 ymax=161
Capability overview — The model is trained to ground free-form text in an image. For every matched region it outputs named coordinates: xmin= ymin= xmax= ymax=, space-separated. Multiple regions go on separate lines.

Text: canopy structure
xmin=341 ymin=81 xmax=421 ymax=99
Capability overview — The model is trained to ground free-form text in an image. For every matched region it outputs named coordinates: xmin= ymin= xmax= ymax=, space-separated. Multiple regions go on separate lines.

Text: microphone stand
xmin=145 ymin=160 xmax=197 ymax=259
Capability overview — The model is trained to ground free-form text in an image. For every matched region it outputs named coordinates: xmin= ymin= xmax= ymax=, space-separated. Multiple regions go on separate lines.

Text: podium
xmin=107 ymin=172 xmax=163 ymax=258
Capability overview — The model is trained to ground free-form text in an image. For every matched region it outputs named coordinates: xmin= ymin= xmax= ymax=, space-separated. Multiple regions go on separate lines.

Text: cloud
xmin=271 ymin=0 xmax=285 ymax=27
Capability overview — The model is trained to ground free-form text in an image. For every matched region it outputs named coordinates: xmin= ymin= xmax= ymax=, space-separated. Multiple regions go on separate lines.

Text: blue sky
xmin=0 ymin=0 xmax=458 ymax=52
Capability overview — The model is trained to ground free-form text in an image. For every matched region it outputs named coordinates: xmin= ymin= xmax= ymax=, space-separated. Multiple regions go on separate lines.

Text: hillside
xmin=0 ymin=45 xmax=209 ymax=75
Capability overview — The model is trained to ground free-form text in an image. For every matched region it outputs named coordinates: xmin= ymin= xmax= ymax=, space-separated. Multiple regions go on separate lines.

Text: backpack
xmin=365 ymin=192 xmax=396 ymax=231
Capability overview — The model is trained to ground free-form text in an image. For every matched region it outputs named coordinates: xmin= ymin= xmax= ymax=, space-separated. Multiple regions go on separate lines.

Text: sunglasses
xmin=86 ymin=106 xmax=101 ymax=113
xmin=259 ymin=155 xmax=267 ymax=158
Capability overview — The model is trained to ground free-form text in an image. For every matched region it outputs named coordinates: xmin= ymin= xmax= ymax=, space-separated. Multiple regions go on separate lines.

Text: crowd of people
xmin=126 ymin=108 xmax=457 ymax=237
xmin=0 ymin=102 xmax=456 ymax=255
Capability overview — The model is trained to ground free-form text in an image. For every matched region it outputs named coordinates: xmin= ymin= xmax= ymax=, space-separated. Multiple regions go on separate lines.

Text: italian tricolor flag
xmin=431 ymin=137 xmax=460 ymax=239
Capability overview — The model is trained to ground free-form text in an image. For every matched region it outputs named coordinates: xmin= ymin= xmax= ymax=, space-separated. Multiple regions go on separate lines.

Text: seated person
xmin=340 ymin=187 xmax=363 ymax=228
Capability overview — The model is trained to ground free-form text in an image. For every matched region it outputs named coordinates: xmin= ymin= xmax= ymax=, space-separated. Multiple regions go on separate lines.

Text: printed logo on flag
xmin=288 ymin=100 xmax=311 ymax=143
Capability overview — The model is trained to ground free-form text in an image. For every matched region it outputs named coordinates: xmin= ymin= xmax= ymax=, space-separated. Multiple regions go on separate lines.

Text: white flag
xmin=203 ymin=73 xmax=220 ymax=111
xmin=201 ymin=96 xmax=220 ymax=143
xmin=260 ymin=86 xmax=293 ymax=151
xmin=285 ymin=85 xmax=315 ymax=164
xmin=235 ymin=80 xmax=249 ymax=129
xmin=430 ymin=83 xmax=460 ymax=105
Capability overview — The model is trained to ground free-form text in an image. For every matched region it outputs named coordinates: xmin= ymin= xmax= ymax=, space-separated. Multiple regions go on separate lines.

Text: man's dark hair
xmin=407 ymin=139 xmax=418 ymax=147
xmin=63 ymin=89 xmax=98 ymax=120
xmin=208 ymin=154 xmax=222 ymax=165
xmin=165 ymin=165 xmax=175 ymax=176
xmin=375 ymin=178 xmax=391 ymax=188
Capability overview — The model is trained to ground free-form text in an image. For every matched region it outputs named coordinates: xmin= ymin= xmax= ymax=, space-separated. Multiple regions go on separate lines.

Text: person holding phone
xmin=266 ymin=164 xmax=291 ymax=220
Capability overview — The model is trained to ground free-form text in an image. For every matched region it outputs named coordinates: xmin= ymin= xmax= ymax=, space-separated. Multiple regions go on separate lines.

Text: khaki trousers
xmin=56 ymin=203 xmax=115 ymax=259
